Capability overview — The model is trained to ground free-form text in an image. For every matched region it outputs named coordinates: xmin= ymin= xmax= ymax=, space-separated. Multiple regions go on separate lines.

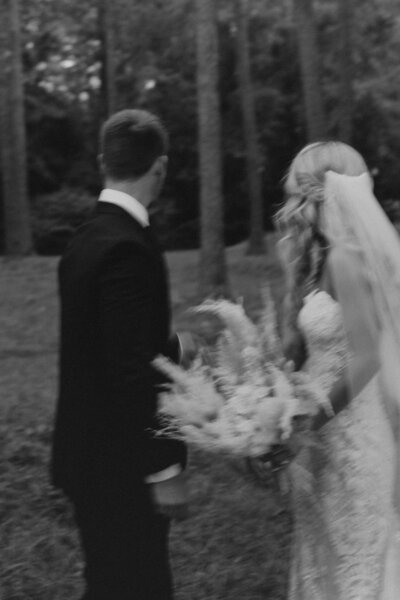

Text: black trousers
xmin=72 ymin=482 xmax=173 ymax=600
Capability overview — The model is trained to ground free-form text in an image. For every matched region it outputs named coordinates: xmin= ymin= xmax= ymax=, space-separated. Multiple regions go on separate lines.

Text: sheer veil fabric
xmin=322 ymin=171 xmax=400 ymax=515
xmin=288 ymin=171 xmax=400 ymax=600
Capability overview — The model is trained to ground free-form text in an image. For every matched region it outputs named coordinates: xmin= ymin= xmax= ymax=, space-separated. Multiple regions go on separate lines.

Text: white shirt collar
xmin=99 ymin=189 xmax=149 ymax=227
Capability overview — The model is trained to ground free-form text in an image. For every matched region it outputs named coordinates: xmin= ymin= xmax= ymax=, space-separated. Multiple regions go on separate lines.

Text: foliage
xmin=32 ymin=188 xmax=95 ymax=254
xmin=318 ymin=0 xmax=400 ymax=198
xmin=1 ymin=0 xmax=399 ymax=251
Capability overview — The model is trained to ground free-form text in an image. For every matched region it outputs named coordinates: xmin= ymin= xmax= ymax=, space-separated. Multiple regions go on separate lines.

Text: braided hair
xmin=276 ymin=141 xmax=368 ymax=359
xmin=276 ymin=174 xmax=329 ymax=345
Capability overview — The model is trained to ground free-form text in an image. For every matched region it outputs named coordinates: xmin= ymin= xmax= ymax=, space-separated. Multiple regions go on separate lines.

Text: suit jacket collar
xmin=96 ymin=202 xmax=162 ymax=252
xmin=98 ymin=188 xmax=149 ymax=227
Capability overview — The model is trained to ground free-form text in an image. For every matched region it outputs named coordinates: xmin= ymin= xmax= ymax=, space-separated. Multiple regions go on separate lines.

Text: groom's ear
xmin=150 ymin=155 xmax=168 ymax=181
xmin=155 ymin=154 xmax=168 ymax=170
xmin=98 ymin=153 xmax=105 ymax=176
xmin=157 ymin=155 xmax=168 ymax=178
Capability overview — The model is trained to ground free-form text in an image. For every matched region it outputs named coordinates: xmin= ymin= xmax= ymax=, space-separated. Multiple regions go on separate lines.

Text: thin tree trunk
xmin=0 ymin=0 xmax=33 ymax=255
xmin=293 ymin=0 xmax=327 ymax=141
xmin=235 ymin=0 xmax=265 ymax=256
xmin=196 ymin=0 xmax=228 ymax=297
xmin=99 ymin=0 xmax=118 ymax=116
xmin=338 ymin=0 xmax=353 ymax=143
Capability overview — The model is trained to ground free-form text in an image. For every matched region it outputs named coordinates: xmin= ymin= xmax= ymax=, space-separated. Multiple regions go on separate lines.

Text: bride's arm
xmin=281 ymin=291 xmax=308 ymax=370
xmin=312 ymin=354 xmax=380 ymax=429
xmin=283 ymin=330 xmax=307 ymax=371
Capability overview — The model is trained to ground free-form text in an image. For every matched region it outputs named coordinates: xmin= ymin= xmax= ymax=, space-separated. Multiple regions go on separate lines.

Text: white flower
xmin=152 ymin=298 xmax=324 ymax=457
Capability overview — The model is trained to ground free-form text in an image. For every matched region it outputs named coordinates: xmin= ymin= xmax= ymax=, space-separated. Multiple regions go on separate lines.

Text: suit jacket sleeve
xmin=98 ymin=242 xmax=187 ymax=479
xmin=165 ymin=333 xmax=181 ymax=364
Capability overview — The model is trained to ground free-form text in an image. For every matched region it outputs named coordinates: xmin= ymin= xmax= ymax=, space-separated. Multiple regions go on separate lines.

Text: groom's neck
xmin=104 ymin=178 xmax=152 ymax=209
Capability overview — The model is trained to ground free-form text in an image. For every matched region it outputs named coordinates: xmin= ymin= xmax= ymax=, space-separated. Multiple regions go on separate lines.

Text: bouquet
xmin=153 ymin=288 xmax=331 ymax=458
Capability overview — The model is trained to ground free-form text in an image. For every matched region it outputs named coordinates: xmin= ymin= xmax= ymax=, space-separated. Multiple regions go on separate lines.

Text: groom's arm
xmin=149 ymin=471 xmax=188 ymax=520
xmin=166 ymin=331 xmax=200 ymax=368
xmin=98 ymin=242 xmax=187 ymax=478
xmin=165 ymin=333 xmax=181 ymax=363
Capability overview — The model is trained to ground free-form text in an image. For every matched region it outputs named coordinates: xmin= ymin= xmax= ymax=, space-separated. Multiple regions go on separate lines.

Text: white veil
xmin=321 ymin=171 xmax=400 ymax=516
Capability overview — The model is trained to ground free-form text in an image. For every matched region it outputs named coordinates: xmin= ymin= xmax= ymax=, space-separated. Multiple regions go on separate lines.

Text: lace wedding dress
xmin=288 ymin=289 xmax=400 ymax=600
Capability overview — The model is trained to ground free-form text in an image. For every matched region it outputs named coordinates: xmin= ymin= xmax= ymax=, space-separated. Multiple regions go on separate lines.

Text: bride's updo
xmin=276 ymin=141 xmax=369 ymax=357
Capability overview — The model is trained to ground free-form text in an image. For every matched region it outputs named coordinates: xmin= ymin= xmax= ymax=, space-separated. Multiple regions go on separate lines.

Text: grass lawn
xmin=0 ymin=237 xmax=292 ymax=600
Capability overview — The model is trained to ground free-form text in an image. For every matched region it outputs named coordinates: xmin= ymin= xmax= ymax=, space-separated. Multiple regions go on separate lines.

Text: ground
xmin=0 ymin=236 xmax=293 ymax=600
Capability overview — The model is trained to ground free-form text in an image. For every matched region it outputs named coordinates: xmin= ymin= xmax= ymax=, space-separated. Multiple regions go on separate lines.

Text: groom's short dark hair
xmin=100 ymin=109 xmax=169 ymax=180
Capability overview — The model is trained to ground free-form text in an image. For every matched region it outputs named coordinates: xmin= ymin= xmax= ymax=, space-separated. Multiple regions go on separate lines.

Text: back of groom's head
xmin=100 ymin=109 xmax=169 ymax=181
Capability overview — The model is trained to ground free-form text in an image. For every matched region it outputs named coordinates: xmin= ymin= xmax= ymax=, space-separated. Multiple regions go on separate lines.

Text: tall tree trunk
xmin=235 ymin=0 xmax=265 ymax=256
xmin=196 ymin=0 xmax=228 ymax=297
xmin=293 ymin=0 xmax=327 ymax=142
xmin=99 ymin=0 xmax=118 ymax=116
xmin=0 ymin=0 xmax=33 ymax=255
xmin=338 ymin=0 xmax=353 ymax=143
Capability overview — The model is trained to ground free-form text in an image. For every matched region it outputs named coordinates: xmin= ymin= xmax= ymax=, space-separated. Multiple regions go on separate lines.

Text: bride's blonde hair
xmin=276 ymin=141 xmax=368 ymax=351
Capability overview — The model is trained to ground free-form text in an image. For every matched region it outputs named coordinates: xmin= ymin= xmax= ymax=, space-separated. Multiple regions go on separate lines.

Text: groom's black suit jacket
xmin=51 ymin=201 xmax=186 ymax=499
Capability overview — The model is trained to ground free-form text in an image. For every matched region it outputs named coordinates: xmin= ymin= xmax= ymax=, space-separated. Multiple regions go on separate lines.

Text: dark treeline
xmin=1 ymin=0 xmax=400 ymax=255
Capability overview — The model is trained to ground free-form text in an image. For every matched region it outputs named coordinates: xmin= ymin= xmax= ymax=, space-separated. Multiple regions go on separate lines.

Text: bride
xmin=276 ymin=141 xmax=400 ymax=599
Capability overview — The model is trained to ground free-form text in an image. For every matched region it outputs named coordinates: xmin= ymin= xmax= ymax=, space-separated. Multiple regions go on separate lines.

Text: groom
xmin=51 ymin=109 xmax=194 ymax=599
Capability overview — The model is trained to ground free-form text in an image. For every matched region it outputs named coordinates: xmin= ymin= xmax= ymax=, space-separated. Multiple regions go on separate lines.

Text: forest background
xmin=2 ymin=0 xmax=400 ymax=267
xmin=2 ymin=1 xmax=400 ymax=597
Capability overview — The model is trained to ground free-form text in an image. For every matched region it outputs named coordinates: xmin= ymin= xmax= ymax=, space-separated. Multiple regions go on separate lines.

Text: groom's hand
xmin=150 ymin=472 xmax=189 ymax=520
xmin=178 ymin=331 xmax=202 ymax=369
